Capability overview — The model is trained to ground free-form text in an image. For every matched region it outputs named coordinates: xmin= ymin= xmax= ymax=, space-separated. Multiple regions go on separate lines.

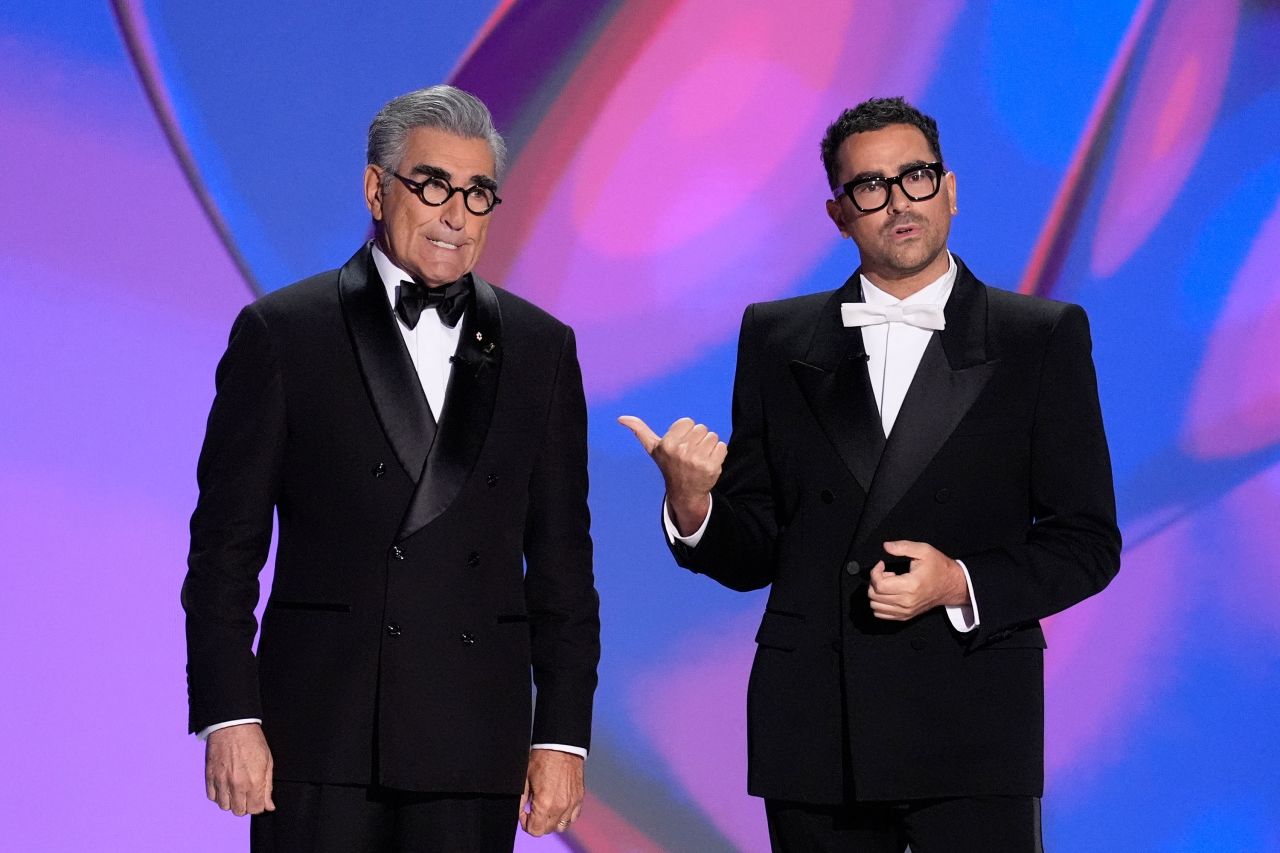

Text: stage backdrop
xmin=2 ymin=1 xmax=1278 ymax=850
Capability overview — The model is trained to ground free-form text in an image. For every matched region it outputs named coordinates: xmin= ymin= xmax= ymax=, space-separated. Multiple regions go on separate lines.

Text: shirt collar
xmin=371 ymin=242 xmax=412 ymax=309
xmin=860 ymin=251 xmax=957 ymax=308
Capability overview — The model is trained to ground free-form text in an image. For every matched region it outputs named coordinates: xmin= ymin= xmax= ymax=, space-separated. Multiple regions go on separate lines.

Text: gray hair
xmin=367 ymin=85 xmax=507 ymax=185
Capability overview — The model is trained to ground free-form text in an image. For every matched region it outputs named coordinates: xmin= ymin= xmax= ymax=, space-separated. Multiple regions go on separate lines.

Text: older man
xmin=184 ymin=85 xmax=599 ymax=852
xmin=622 ymin=97 xmax=1120 ymax=851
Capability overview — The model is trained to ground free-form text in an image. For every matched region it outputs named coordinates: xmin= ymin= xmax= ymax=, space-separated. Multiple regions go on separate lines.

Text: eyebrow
xmin=409 ymin=164 xmax=451 ymax=181
xmin=408 ymin=163 xmax=498 ymax=191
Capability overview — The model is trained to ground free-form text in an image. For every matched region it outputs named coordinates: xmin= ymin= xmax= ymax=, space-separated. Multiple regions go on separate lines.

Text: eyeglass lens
xmin=849 ymin=167 xmax=940 ymax=212
xmin=415 ymin=175 xmax=498 ymax=215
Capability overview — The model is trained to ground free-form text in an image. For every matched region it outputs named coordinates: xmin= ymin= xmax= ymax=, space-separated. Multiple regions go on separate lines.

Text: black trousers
xmin=765 ymin=796 xmax=1044 ymax=853
xmin=250 ymin=781 xmax=519 ymax=853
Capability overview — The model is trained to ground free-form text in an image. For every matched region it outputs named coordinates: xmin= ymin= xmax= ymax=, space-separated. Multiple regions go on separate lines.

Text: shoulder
xmin=743 ymin=290 xmax=834 ymax=337
xmin=486 ymin=279 xmax=572 ymax=340
xmin=250 ymin=269 xmax=342 ymax=320
xmin=977 ymin=281 xmax=1091 ymax=355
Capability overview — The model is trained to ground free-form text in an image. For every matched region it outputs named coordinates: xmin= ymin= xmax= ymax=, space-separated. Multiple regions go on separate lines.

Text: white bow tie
xmin=840 ymin=301 xmax=946 ymax=331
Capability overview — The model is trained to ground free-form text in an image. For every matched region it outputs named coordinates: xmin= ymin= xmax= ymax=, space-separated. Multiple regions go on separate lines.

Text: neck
xmin=861 ymin=250 xmax=950 ymax=301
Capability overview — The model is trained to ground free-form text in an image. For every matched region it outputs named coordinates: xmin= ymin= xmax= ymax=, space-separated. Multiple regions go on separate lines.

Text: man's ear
xmin=364 ymin=165 xmax=384 ymax=220
xmin=826 ymin=198 xmax=852 ymax=238
xmin=945 ymin=170 xmax=957 ymax=214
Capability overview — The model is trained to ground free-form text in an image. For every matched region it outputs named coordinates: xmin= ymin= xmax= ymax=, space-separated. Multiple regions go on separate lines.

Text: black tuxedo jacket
xmin=184 ymin=245 xmax=599 ymax=796
xmin=671 ymin=257 xmax=1120 ymax=803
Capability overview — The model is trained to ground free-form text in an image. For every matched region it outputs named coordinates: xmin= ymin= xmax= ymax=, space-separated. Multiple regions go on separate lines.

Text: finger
xmin=206 ymin=774 xmax=217 ymax=803
xmin=870 ymin=601 xmax=910 ymax=620
xmin=683 ymin=423 xmax=709 ymax=446
xmin=569 ymin=801 xmax=583 ymax=824
xmin=616 ymin=416 xmax=662 ymax=454
xmin=694 ymin=430 xmax=721 ymax=454
xmin=232 ymin=788 xmax=249 ymax=817
xmin=665 ymin=417 xmax=697 ymax=443
xmin=712 ymin=440 xmax=728 ymax=464
xmin=264 ymin=773 xmax=275 ymax=812
xmin=884 ymin=539 xmax=931 ymax=559
xmin=868 ymin=561 xmax=887 ymax=590
xmin=215 ymin=779 xmax=232 ymax=811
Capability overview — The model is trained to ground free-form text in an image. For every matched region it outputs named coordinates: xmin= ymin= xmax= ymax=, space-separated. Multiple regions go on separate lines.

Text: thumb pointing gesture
xmin=617 ymin=415 xmax=662 ymax=454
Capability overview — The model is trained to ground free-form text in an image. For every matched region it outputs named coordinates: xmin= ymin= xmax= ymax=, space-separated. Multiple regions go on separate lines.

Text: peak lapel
xmin=789 ymin=274 xmax=885 ymax=493
xmin=853 ymin=259 xmax=997 ymax=543
xmin=397 ymin=275 xmax=503 ymax=540
xmin=339 ymin=245 xmax=436 ymax=482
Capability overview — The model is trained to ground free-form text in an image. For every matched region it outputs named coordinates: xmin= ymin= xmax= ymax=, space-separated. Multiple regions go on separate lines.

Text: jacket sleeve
xmin=182 ymin=303 xmax=285 ymax=733
xmin=669 ymin=304 xmax=780 ymax=591
xmin=523 ymin=326 xmax=600 ymax=749
xmin=961 ymin=304 xmax=1122 ymax=646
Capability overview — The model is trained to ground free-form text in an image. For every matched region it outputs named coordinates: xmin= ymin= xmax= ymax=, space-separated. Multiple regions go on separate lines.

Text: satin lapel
xmin=789 ymin=275 xmax=885 ymax=493
xmin=339 ymin=245 xmax=436 ymax=482
xmin=397 ymin=274 xmax=503 ymax=539
xmin=853 ymin=260 xmax=996 ymax=543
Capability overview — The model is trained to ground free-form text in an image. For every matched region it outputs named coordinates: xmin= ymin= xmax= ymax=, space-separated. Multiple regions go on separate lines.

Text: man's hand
xmin=867 ymin=540 xmax=970 ymax=621
xmin=519 ymin=749 xmax=584 ymax=836
xmin=205 ymin=723 xmax=275 ymax=816
xmin=618 ymin=416 xmax=727 ymax=536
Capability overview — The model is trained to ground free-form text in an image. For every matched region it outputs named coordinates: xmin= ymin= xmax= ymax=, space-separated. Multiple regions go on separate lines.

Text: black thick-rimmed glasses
xmin=834 ymin=162 xmax=945 ymax=213
xmin=391 ymin=171 xmax=502 ymax=216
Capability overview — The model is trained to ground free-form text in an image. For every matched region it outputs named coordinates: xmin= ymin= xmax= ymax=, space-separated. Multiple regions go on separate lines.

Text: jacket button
xmin=392 ymin=546 xmax=405 ymax=561
xmin=386 ymin=623 xmax=401 ymax=637
xmin=466 ymin=551 xmax=481 ymax=567
xmin=844 ymin=560 xmax=860 ymax=576
xmin=460 ymin=632 xmax=476 ymax=645
xmin=820 ymin=489 xmax=834 ymax=504
xmin=911 ymin=637 xmax=926 ymax=651
xmin=486 ymin=473 xmax=499 ymax=487
xmin=934 ymin=488 xmax=951 ymax=503
xmin=372 ymin=462 xmax=386 ymax=478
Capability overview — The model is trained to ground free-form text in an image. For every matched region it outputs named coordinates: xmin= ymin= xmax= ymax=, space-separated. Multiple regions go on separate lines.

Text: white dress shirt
xmin=200 ymin=246 xmax=586 ymax=758
xmin=664 ymin=252 xmax=979 ymax=632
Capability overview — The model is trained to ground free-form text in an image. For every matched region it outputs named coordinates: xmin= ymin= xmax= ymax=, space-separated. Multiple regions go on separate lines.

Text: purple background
xmin=2 ymin=1 xmax=1278 ymax=849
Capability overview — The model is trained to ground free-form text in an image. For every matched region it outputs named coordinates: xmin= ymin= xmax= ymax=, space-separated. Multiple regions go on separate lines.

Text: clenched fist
xmin=618 ymin=416 xmax=727 ymax=536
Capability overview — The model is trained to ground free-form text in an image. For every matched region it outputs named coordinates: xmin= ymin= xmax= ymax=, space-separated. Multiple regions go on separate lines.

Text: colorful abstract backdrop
xmin=2 ymin=1 xmax=1278 ymax=850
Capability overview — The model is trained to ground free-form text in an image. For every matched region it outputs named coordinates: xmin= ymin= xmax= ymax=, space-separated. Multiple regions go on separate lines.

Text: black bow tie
xmin=395 ymin=277 xmax=472 ymax=329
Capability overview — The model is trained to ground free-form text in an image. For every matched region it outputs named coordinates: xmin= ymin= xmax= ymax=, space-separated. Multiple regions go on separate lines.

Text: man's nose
xmin=885 ymin=182 xmax=913 ymax=215
xmin=440 ymin=191 xmax=468 ymax=229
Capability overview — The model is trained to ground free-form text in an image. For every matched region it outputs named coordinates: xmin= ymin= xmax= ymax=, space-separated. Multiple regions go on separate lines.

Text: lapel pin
xmin=483 ymin=342 xmax=496 ymax=354
xmin=475 ymin=330 xmax=484 ymax=342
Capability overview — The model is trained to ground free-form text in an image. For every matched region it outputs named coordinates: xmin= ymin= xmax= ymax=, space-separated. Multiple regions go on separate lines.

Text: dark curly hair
xmin=820 ymin=97 xmax=943 ymax=190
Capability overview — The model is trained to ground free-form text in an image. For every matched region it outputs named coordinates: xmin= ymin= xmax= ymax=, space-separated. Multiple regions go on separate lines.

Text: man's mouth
xmin=889 ymin=222 xmax=920 ymax=240
xmin=428 ymin=238 xmax=460 ymax=251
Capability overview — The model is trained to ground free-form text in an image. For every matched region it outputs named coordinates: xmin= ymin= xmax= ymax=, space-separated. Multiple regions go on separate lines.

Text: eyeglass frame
xmin=389 ymin=170 xmax=503 ymax=216
xmin=833 ymin=161 xmax=946 ymax=213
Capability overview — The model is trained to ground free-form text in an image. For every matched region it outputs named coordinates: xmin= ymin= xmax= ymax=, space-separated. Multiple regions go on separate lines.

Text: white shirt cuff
xmin=662 ymin=495 xmax=713 ymax=547
xmin=196 ymin=718 xmax=262 ymax=741
xmin=532 ymin=743 xmax=587 ymax=759
xmin=945 ymin=559 xmax=980 ymax=633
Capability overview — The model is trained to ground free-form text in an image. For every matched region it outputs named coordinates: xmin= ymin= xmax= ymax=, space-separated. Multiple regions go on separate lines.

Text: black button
xmin=460 ymin=632 xmax=476 ymax=645
xmin=392 ymin=546 xmax=405 ymax=561
xmin=386 ymin=623 xmax=401 ymax=637
xmin=844 ymin=560 xmax=861 ymax=576
xmin=911 ymin=637 xmax=926 ymax=651
xmin=486 ymin=473 xmax=499 ymax=487
xmin=934 ymin=488 xmax=952 ymax=503
xmin=466 ymin=551 xmax=481 ymax=568
xmin=820 ymin=489 xmax=834 ymax=504
xmin=372 ymin=462 xmax=386 ymax=478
